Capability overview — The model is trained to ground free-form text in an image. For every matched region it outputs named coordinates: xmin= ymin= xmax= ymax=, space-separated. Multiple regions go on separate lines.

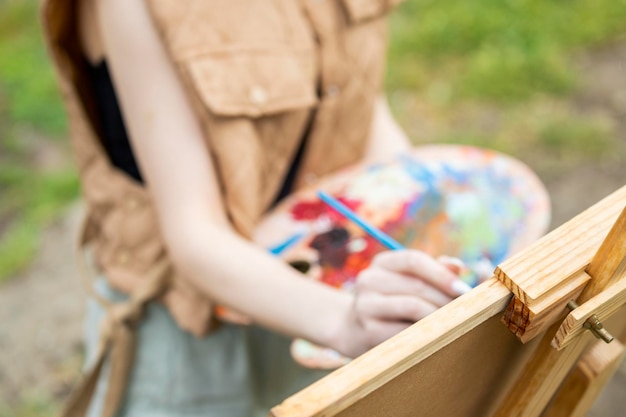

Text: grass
xmin=386 ymin=0 xmax=626 ymax=175
xmin=0 ymin=0 xmax=77 ymax=282
xmin=0 ymin=394 xmax=57 ymax=417
xmin=0 ymin=0 xmax=66 ymax=134
xmin=387 ymin=0 xmax=626 ymax=102
xmin=0 ymin=165 xmax=78 ymax=279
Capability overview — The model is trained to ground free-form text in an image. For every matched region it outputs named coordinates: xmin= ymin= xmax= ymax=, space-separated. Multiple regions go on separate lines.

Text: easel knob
xmin=567 ymin=300 xmax=615 ymax=344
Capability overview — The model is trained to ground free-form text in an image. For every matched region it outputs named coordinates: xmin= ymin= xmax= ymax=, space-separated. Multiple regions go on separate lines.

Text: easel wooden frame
xmin=270 ymin=185 xmax=626 ymax=417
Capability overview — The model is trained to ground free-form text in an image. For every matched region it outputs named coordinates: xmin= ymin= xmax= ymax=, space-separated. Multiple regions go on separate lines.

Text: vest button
xmin=304 ymin=173 xmax=318 ymax=184
xmin=117 ymin=250 xmax=130 ymax=265
xmin=126 ymin=198 xmax=139 ymax=210
xmin=249 ymin=86 xmax=267 ymax=104
xmin=325 ymin=85 xmax=340 ymax=98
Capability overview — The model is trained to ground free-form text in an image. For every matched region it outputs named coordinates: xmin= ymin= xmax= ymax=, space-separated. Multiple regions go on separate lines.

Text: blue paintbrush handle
xmin=317 ymin=190 xmax=404 ymax=251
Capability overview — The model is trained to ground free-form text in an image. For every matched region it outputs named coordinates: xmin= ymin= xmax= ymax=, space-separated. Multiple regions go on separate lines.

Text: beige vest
xmin=42 ymin=0 xmax=400 ymax=414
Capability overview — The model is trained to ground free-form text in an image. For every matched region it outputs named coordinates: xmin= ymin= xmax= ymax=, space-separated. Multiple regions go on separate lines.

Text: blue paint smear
xmin=399 ymin=156 xmax=437 ymax=187
xmin=442 ymin=163 xmax=469 ymax=184
xmin=269 ymin=232 xmax=306 ymax=255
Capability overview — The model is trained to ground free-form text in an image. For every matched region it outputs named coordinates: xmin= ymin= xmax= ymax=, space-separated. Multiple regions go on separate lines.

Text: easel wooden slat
xmin=554 ymin=268 xmax=626 ymax=349
xmin=542 ymin=339 xmax=626 ymax=417
xmin=492 ymin=323 xmax=593 ymax=417
xmin=578 ymin=206 xmax=626 ymax=302
xmin=554 ymin=205 xmax=626 ymax=348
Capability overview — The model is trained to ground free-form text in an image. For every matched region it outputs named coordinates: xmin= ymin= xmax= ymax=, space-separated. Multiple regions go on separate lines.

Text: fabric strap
xmin=56 ymin=213 xmax=171 ymax=417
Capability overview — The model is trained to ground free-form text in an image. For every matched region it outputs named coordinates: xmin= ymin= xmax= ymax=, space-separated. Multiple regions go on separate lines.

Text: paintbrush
xmin=317 ymin=190 xmax=404 ymax=250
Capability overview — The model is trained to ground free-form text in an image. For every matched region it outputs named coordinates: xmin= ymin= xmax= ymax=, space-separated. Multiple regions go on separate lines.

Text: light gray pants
xmin=84 ymin=279 xmax=329 ymax=417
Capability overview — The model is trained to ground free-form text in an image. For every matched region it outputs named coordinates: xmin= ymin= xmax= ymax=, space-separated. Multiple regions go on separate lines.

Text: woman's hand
xmin=332 ymin=250 xmax=471 ymax=358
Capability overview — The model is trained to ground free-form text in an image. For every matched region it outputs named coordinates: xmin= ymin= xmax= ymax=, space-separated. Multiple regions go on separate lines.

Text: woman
xmin=42 ymin=0 xmax=471 ymax=416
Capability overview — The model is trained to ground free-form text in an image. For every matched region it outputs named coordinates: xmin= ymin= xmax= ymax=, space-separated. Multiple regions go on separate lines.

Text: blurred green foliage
xmin=0 ymin=0 xmax=66 ymax=133
xmin=387 ymin=0 xmax=626 ymax=101
xmin=0 ymin=393 xmax=56 ymax=417
xmin=387 ymin=0 xmax=626 ymax=169
xmin=0 ymin=0 xmax=77 ymax=281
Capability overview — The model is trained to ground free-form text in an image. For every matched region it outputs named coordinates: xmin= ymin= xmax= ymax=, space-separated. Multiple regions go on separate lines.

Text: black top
xmin=85 ymin=59 xmax=306 ymax=204
xmin=86 ymin=60 xmax=144 ymax=183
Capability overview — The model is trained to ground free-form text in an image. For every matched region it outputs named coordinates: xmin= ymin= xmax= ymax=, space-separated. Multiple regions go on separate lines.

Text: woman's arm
xmin=363 ymin=96 xmax=413 ymax=163
xmin=92 ymin=0 xmax=467 ymax=358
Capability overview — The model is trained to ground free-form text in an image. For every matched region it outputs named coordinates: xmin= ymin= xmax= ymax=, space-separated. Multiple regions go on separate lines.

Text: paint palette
xmin=238 ymin=145 xmax=550 ymax=368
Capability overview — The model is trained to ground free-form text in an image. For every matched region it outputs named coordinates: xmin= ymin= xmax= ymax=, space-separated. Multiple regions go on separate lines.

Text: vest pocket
xmin=184 ymin=49 xmax=317 ymax=118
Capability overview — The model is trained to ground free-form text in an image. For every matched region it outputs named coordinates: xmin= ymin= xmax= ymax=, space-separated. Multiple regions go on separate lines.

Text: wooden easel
xmin=270 ymin=185 xmax=626 ymax=417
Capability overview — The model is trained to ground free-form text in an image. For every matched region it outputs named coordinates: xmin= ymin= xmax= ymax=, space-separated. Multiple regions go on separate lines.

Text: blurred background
xmin=1 ymin=0 xmax=626 ymax=415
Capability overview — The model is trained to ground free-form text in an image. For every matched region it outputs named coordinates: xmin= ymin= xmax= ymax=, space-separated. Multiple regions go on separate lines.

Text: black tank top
xmin=86 ymin=60 xmax=144 ymax=183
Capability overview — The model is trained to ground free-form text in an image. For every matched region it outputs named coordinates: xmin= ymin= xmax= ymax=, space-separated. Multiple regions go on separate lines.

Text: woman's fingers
xmin=370 ymin=250 xmax=472 ymax=297
xmin=357 ymin=319 xmax=413 ymax=347
xmin=355 ymin=291 xmax=439 ymax=322
xmin=357 ymin=268 xmax=453 ymax=307
xmin=436 ymin=255 xmax=465 ymax=276
xmin=352 ymin=293 xmax=436 ymax=350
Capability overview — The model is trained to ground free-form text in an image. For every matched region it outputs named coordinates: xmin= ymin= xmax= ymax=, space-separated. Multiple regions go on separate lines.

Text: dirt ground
xmin=1 ymin=44 xmax=626 ymax=414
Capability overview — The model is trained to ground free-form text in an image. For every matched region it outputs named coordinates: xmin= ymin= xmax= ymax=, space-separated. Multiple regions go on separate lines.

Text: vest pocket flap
xmin=186 ymin=51 xmax=317 ymax=118
xmin=341 ymin=0 xmax=404 ymax=23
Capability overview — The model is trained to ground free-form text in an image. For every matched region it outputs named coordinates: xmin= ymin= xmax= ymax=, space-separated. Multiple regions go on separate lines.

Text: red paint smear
xmin=290 ymin=197 xmax=361 ymax=224
xmin=317 ymin=235 xmax=385 ymax=288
